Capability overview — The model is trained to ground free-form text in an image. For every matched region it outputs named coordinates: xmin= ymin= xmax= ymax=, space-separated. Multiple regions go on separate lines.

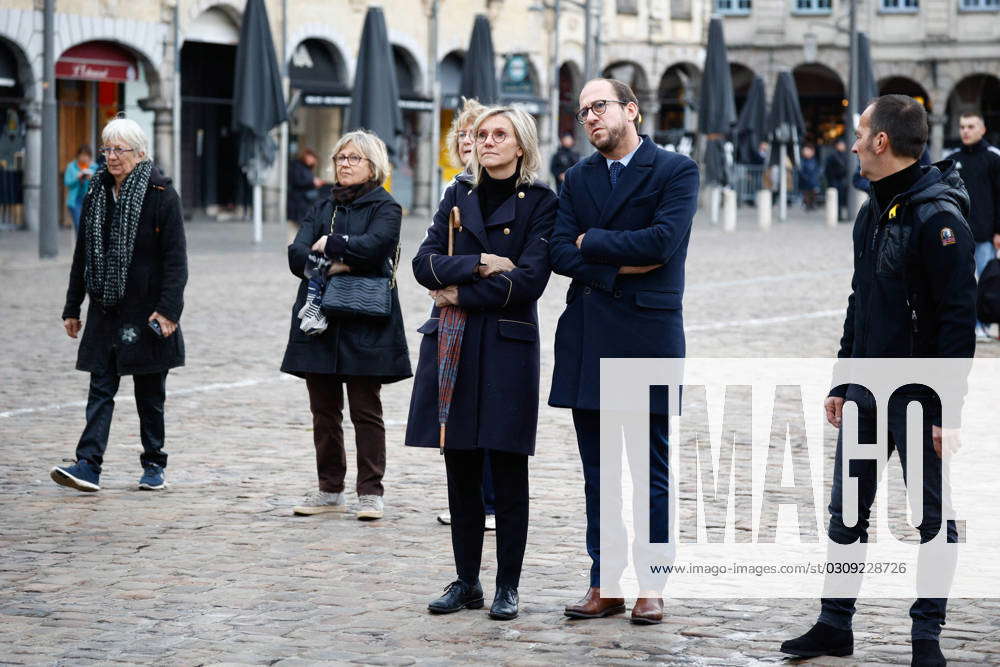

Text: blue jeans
xmin=76 ymin=368 xmax=169 ymax=473
xmin=819 ymin=390 xmax=957 ymax=640
xmin=68 ymin=204 xmax=82 ymax=232
xmin=976 ymin=241 xmax=997 ymax=330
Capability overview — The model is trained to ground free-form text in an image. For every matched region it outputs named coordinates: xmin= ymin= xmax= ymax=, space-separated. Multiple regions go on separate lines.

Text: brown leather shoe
xmin=630 ymin=597 xmax=663 ymax=624
xmin=564 ymin=587 xmax=626 ymax=619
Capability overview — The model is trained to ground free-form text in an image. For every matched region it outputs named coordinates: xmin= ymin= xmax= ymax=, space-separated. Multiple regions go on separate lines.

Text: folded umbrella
xmin=437 ymin=206 xmax=467 ymax=454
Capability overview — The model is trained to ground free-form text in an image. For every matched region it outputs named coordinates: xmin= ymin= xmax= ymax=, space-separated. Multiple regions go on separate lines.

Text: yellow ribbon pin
xmin=888 ymin=204 xmax=899 ymax=220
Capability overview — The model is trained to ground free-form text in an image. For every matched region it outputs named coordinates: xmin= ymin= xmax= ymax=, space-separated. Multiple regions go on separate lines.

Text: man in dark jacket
xmin=549 ymin=133 xmax=580 ymax=190
xmin=955 ymin=112 xmax=1000 ymax=338
xmin=824 ymin=140 xmax=849 ymax=220
xmin=781 ymin=95 xmax=976 ymax=666
xmin=550 ymin=78 xmax=699 ymax=625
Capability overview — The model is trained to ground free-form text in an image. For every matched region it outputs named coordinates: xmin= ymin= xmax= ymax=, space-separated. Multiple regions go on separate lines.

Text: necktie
xmin=609 ymin=161 xmax=623 ymax=188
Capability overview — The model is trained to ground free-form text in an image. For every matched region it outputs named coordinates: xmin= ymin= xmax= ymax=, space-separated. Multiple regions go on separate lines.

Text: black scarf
xmin=331 ymin=180 xmax=379 ymax=204
xmin=83 ymin=161 xmax=152 ymax=307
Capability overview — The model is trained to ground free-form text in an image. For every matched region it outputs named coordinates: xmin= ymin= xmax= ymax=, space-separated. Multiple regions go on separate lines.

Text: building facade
xmin=0 ymin=0 xmax=997 ymax=233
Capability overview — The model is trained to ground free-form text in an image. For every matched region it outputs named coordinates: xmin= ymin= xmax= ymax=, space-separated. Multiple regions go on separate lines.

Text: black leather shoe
xmin=427 ymin=580 xmax=484 ymax=614
xmin=780 ymin=621 xmax=854 ymax=658
xmin=488 ymin=584 xmax=518 ymax=620
xmin=911 ymin=639 xmax=946 ymax=666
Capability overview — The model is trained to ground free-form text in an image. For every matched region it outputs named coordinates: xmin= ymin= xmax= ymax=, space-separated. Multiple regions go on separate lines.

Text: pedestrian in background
xmin=407 ymin=106 xmax=556 ymax=621
xmin=549 ymin=132 xmax=580 ymax=191
xmin=824 ymin=139 xmax=849 ymax=220
xmin=282 ymin=130 xmax=411 ymax=521
xmin=954 ymin=112 xmax=1000 ymax=340
xmin=781 ymin=94 xmax=976 ymax=666
xmin=550 ymin=78 xmax=699 ymax=625
xmin=52 ymin=117 xmax=187 ymax=493
xmin=434 ymin=96 xmax=498 ymax=532
xmin=798 ymin=144 xmax=820 ymax=211
xmin=63 ymin=145 xmax=93 ymax=232
xmin=287 ymin=147 xmax=324 ymax=227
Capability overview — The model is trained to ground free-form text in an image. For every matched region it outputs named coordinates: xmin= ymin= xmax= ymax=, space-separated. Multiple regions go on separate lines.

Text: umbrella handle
xmin=448 ymin=206 xmax=461 ymax=257
xmin=439 ymin=424 xmax=446 ymax=454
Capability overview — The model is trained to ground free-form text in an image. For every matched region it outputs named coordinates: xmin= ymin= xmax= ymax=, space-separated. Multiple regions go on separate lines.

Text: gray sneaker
xmin=356 ymin=495 xmax=384 ymax=521
xmin=292 ymin=490 xmax=346 ymax=516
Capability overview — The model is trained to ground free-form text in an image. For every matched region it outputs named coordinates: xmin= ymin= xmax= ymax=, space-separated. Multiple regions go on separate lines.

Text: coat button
xmin=503 ymin=227 xmax=510 ymax=235
xmin=518 ymin=191 xmax=525 ymax=199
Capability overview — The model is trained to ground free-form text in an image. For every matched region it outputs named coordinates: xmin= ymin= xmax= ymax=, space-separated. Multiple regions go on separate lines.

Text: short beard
xmin=590 ymin=120 xmax=628 ymax=154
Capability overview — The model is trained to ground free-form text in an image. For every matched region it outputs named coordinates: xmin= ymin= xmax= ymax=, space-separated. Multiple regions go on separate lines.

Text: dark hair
xmin=297 ymin=147 xmax=318 ymax=162
xmin=589 ymin=77 xmax=640 ymax=130
xmin=76 ymin=145 xmax=92 ymax=157
xmin=867 ymin=95 xmax=928 ymax=159
xmin=959 ymin=111 xmax=984 ymax=123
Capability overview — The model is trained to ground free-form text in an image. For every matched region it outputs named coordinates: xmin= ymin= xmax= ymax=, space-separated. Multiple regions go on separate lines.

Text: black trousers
xmin=75 ymin=369 xmax=169 ymax=472
xmin=444 ymin=448 xmax=528 ymax=588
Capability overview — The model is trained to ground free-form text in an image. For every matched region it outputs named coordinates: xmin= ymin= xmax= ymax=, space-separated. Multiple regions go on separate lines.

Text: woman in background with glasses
xmin=282 ymin=129 xmax=411 ymax=521
xmin=406 ymin=107 xmax=556 ymax=621
xmin=52 ymin=116 xmax=188 ymax=494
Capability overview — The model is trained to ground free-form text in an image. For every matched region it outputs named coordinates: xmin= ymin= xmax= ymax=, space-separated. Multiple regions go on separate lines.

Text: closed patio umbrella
xmin=698 ymin=17 xmax=737 ymax=188
xmin=232 ymin=0 xmax=288 ymax=243
xmin=766 ymin=70 xmax=806 ymax=221
xmin=734 ymin=75 xmax=767 ymax=164
xmin=346 ymin=6 xmax=403 ymax=161
xmin=437 ymin=207 xmax=467 ymax=453
xmin=460 ymin=15 xmax=499 ymax=104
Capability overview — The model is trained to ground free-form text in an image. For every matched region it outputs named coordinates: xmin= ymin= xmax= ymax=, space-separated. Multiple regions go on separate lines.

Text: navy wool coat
xmin=548 ymin=137 xmax=699 ymax=413
xmin=405 ymin=175 xmax=557 ymax=456
xmin=281 ymin=187 xmax=412 ymax=383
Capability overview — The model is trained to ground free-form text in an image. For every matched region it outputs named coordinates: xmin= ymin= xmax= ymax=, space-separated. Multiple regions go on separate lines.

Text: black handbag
xmin=320 ymin=207 xmax=400 ymax=319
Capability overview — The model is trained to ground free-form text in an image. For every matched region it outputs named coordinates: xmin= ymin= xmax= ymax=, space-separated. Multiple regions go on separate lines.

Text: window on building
xmin=617 ymin=0 xmax=639 ymax=13
xmin=672 ymin=0 xmax=693 ymax=19
xmin=880 ymin=0 xmax=918 ymax=11
xmin=716 ymin=0 xmax=752 ymax=14
xmin=794 ymin=0 xmax=832 ymax=13
xmin=960 ymin=0 xmax=1000 ymax=9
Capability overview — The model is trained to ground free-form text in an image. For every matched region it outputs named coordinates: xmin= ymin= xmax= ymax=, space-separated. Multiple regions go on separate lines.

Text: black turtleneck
xmin=476 ymin=169 xmax=519 ymax=221
xmin=870 ymin=159 xmax=923 ymax=211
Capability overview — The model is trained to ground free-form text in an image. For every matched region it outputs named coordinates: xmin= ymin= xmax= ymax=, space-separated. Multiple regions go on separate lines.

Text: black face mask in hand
xmin=304 ymin=252 xmax=332 ymax=280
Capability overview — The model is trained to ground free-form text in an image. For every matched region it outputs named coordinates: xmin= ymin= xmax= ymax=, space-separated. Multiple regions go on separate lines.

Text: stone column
xmin=929 ymin=112 xmax=946 ymax=162
xmin=412 ymin=110 xmax=432 ymax=217
xmin=151 ymin=105 xmax=173 ymax=178
xmin=22 ymin=105 xmax=41 ymax=232
xmin=639 ymin=90 xmax=657 ymax=138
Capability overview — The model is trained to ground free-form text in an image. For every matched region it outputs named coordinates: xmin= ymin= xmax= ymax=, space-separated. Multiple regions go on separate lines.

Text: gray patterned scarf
xmin=83 ymin=160 xmax=152 ymax=307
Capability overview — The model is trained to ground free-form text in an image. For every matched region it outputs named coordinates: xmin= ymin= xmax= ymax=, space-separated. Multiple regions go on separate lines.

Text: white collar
xmin=605 ymin=137 xmax=643 ymax=169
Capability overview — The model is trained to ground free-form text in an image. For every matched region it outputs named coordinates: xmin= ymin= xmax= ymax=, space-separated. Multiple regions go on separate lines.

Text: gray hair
xmin=101 ymin=117 xmax=150 ymax=160
xmin=469 ymin=106 xmax=541 ymax=189
xmin=330 ymin=130 xmax=390 ymax=185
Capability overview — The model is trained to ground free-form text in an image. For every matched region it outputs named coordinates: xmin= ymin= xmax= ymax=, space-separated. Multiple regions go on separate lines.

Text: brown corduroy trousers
xmin=304 ymin=374 xmax=386 ymax=497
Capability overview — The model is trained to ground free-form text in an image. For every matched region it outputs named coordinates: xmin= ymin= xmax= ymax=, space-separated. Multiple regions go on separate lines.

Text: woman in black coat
xmin=406 ymin=107 xmax=556 ymax=621
xmin=282 ymin=130 xmax=411 ymax=521
xmin=53 ymin=117 xmax=187 ymax=494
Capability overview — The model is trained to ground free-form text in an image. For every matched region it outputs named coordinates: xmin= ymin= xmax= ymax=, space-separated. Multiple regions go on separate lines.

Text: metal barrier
xmin=732 ymin=163 xmax=764 ymax=205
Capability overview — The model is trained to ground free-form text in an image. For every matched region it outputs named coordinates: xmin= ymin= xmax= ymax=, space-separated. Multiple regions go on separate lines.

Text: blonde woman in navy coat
xmin=406 ymin=106 xmax=556 ymax=621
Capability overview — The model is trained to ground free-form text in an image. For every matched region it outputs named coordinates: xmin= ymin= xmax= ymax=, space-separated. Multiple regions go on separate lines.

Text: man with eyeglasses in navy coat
xmin=548 ymin=77 xmax=699 ymax=625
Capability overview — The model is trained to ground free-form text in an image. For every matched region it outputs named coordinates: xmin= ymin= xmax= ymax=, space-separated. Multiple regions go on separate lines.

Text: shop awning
xmin=56 ymin=42 xmax=138 ymax=83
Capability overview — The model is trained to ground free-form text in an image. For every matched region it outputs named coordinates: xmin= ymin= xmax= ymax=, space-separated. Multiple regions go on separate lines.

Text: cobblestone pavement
xmin=2 ymin=208 xmax=998 ymax=666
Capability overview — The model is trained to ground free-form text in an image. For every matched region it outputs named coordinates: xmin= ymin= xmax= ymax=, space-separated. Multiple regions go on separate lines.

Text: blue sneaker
xmin=50 ymin=460 xmax=101 ymax=492
xmin=138 ymin=464 xmax=167 ymax=490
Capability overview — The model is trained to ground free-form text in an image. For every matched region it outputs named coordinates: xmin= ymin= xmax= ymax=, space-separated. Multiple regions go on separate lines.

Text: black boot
xmin=488 ymin=584 xmax=518 ymax=620
xmin=780 ymin=621 xmax=854 ymax=658
xmin=428 ymin=580 xmax=484 ymax=614
xmin=911 ymin=639 xmax=946 ymax=667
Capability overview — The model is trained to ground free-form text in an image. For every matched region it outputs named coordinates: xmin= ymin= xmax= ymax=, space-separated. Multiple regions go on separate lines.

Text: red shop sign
xmin=56 ymin=42 xmax=138 ymax=83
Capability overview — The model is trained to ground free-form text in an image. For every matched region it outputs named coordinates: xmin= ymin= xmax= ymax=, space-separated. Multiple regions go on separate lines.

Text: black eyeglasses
xmin=576 ymin=99 xmax=629 ymax=125
xmin=334 ymin=154 xmax=369 ymax=166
